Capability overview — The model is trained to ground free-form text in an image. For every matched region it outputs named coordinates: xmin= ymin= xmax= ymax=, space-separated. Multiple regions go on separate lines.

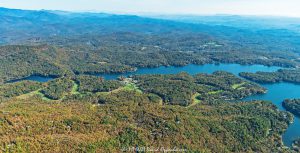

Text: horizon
xmin=1 ymin=0 xmax=300 ymax=18
xmin=1 ymin=6 xmax=300 ymax=20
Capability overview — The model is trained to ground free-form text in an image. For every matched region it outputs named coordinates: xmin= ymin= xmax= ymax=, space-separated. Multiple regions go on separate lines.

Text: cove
xmin=6 ymin=75 xmax=55 ymax=83
xmin=244 ymin=83 xmax=300 ymax=147
xmin=9 ymin=63 xmax=300 ymax=147
xmin=95 ymin=64 xmax=300 ymax=147
xmin=96 ymin=64 xmax=281 ymax=80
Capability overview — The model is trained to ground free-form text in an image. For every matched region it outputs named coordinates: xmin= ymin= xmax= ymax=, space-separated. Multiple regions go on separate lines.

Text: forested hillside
xmin=1 ymin=7 xmax=300 ymax=152
xmin=0 ymin=42 xmax=298 ymax=83
xmin=240 ymin=69 xmax=300 ymax=84
xmin=0 ymin=74 xmax=293 ymax=152
xmin=1 ymin=7 xmax=300 ymax=83
xmin=283 ymin=99 xmax=300 ymax=116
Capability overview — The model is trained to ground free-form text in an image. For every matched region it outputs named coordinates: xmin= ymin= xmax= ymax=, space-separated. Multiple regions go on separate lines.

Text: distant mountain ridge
xmin=0 ymin=7 xmax=200 ymax=44
xmin=1 ymin=7 xmax=300 ymax=55
xmin=147 ymin=14 xmax=300 ymax=30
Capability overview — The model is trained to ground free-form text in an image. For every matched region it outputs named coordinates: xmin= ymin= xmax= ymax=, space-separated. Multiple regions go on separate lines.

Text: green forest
xmin=240 ymin=69 xmax=300 ymax=84
xmin=1 ymin=7 xmax=300 ymax=152
xmin=0 ymin=74 xmax=294 ymax=152
xmin=1 ymin=36 xmax=299 ymax=84
xmin=283 ymin=99 xmax=300 ymax=116
xmin=134 ymin=72 xmax=265 ymax=106
xmin=292 ymin=138 xmax=300 ymax=152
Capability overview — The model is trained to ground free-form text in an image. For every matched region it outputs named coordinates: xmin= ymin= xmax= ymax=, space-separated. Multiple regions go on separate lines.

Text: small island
xmin=282 ymin=99 xmax=300 ymax=116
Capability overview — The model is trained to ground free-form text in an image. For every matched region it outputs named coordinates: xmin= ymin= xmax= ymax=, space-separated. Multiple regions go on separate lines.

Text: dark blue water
xmin=6 ymin=75 xmax=55 ymax=83
xmin=8 ymin=64 xmax=300 ymax=147
xmin=97 ymin=64 xmax=281 ymax=79
xmin=244 ymin=83 xmax=300 ymax=146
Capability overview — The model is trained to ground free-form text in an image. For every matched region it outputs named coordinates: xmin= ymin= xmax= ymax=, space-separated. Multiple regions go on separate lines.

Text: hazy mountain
xmin=148 ymin=15 xmax=300 ymax=32
xmin=1 ymin=7 xmax=300 ymax=55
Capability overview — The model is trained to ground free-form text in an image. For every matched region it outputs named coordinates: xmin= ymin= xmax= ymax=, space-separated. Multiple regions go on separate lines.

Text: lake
xmin=244 ymin=83 xmax=300 ymax=147
xmin=97 ymin=64 xmax=281 ymax=79
xmin=9 ymin=63 xmax=300 ymax=147
xmin=6 ymin=75 xmax=55 ymax=83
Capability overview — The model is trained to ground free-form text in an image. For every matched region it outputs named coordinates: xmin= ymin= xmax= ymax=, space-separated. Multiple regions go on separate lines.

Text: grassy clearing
xmin=71 ymin=81 xmax=80 ymax=95
xmin=188 ymin=92 xmax=201 ymax=107
xmin=35 ymin=90 xmax=54 ymax=101
xmin=232 ymin=82 xmax=246 ymax=90
xmin=18 ymin=82 xmax=80 ymax=101
xmin=96 ymin=86 xmax=126 ymax=96
xmin=208 ymin=90 xmax=223 ymax=95
xmin=123 ymin=83 xmax=142 ymax=93
xmin=193 ymin=93 xmax=201 ymax=103
xmin=17 ymin=90 xmax=53 ymax=101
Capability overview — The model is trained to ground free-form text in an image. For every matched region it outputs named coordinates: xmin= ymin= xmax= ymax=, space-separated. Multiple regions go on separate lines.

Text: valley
xmin=1 ymin=7 xmax=300 ymax=152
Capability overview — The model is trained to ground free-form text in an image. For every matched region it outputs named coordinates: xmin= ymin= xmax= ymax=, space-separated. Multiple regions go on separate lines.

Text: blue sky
xmin=1 ymin=0 xmax=300 ymax=17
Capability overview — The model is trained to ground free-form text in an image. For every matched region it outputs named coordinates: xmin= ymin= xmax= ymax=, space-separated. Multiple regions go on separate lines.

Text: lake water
xmin=8 ymin=63 xmax=300 ymax=147
xmin=6 ymin=75 xmax=55 ymax=83
xmin=97 ymin=64 xmax=281 ymax=79
xmin=244 ymin=83 xmax=300 ymax=147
